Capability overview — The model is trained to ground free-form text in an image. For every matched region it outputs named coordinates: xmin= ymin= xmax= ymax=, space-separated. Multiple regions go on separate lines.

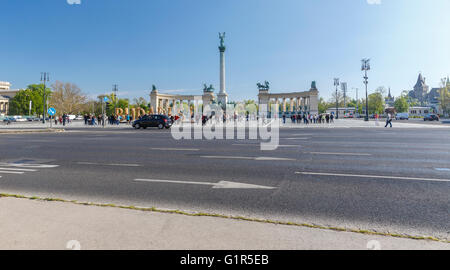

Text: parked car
xmin=3 ymin=117 xmax=16 ymax=122
xmin=424 ymin=114 xmax=439 ymax=121
xmin=396 ymin=113 xmax=409 ymax=120
xmin=132 ymin=114 xmax=172 ymax=129
xmin=14 ymin=116 xmax=27 ymax=122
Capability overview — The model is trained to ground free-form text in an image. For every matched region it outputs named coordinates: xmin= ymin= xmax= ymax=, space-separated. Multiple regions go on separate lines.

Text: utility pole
xmin=361 ymin=59 xmax=371 ymax=121
xmin=334 ymin=78 xmax=340 ymax=119
xmin=40 ymin=72 xmax=49 ymax=124
xmin=113 ymin=84 xmax=118 ymax=115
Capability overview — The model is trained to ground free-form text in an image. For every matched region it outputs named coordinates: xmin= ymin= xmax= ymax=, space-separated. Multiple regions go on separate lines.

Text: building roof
xmin=415 ymin=73 xmax=426 ymax=88
xmin=0 ymin=81 xmax=11 ymax=90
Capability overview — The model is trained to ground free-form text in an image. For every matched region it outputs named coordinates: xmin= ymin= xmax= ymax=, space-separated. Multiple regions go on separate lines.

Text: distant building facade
xmin=405 ymin=73 xmax=444 ymax=114
xmin=385 ymin=88 xmax=395 ymax=107
xmin=326 ymin=107 xmax=356 ymax=117
xmin=0 ymin=81 xmax=20 ymax=115
xmin=409 ymin=106 xmax=432 ymax=117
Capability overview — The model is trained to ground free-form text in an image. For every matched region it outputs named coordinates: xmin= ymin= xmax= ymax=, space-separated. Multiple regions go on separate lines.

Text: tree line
xmin=8 ymin=81 xmax=151 ymax=117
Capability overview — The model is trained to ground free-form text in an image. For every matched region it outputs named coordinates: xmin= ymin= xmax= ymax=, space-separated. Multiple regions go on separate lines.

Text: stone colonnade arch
xmin=257 ymin=82 xmax=319 ymax=115
xmin=149 ymin=89 xmax=215 ymax=117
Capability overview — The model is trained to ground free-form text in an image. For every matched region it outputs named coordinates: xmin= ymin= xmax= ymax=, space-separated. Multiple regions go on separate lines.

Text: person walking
xmin=385 ymin=113 xmax=393 ymax=128
xmin=282 ymin=114 xmax=286 ymax=124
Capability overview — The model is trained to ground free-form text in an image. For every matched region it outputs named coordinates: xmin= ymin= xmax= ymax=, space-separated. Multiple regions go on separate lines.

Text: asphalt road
xmin=0 ymin=126 xmax=449 ymax=241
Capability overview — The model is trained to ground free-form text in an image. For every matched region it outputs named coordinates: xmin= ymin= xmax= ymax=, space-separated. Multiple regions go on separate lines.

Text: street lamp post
xmin=113 ymin=84 xmax=118 ymax=115
xmin=40 ymin=72 xmax=49 ymax=124
xmin=341 ymin=82 xmax=347 ymax=116
xmin=361 ymin=59 xmax=370 ymax=121
xmin=334 ymin=78 xmax=340 ymax=119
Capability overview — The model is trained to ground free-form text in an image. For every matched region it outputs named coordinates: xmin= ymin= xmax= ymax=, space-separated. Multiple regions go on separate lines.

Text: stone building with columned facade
xmin=258 ymin=81 xmax=319 ymax=116
xmin=0 ymin=81 xmax=19 ymax=115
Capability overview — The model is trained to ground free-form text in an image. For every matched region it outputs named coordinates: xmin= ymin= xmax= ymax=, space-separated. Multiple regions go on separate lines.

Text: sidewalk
xmin=0 ymin=196 xmax=448 ymax=250
xmin=279 ymin=119 xmax=450 ymax=129
xmin=1 ymin=119 xmax=449 ymax=131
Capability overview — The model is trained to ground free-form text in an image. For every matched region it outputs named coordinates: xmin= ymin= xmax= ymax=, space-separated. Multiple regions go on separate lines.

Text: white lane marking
xmin=0 ymin=163 xmax=59 ymax=168
xmin=232 ymin=144 xmax=259 ymax=146
xmin=134 ymin=179 xmax=277 ymax=189
xmin=0 ymin=167 xmax=37 ymax=172
xmin=150 ymin=148 xmax=199 ymax=151
xmin=201 ymin=156 xmax=296 ymax=161
xmin=283 ymin=138 xmax=310 ymax=140
xmin=308 ymin=152 xmax=372 ymax=156
xmin=201 ymin=156 xmax=253 ymax=160
xmin=233 ymin=144 xmax=300 ymax=148
xmin=0 ymin=170 xmax=25 ymax=174
xmin=434 ymin=168 xmax=450 ymax=171
xmin=295 ymin=171 xmax=450 ymax=183
xmin=254 ymin=157 xmax=296 ymax=161
xmin=76 ymin=162 xmax=140 ymax=167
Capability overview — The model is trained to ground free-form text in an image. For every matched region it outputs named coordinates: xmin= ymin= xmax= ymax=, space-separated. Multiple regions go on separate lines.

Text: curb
xmin=0 ymin=129 xmax=65 ymax=134
xmin=1 ymin=192 xmax=448 ymax=244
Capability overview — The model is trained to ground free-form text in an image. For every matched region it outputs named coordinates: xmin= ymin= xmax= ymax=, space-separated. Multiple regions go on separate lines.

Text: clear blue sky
xmin=1 ymin=0 xmax=449 ymax=102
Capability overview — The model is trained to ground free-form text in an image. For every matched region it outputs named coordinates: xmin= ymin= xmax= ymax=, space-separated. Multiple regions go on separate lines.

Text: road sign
xmin=47 ymin=107 xmax=56 ymax=116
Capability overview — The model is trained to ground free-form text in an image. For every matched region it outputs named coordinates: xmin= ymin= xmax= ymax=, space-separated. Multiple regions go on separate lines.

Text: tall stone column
xmin=150 ymin=89 xmax=159 ymax=115
xmin=217 ymin=32 xmax=228 ymax=108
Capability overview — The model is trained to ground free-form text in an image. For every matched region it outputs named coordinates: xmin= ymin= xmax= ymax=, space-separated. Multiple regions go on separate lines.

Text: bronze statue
xmin=219 ymin=32 xmax=226 ymax=47
xmin=203 ymin=84 xmax=215 ymax=92
xmin=257 ymin=81 xmax=270 ymax=91
xmin=152 ymin=85 xmax=157 ymax=91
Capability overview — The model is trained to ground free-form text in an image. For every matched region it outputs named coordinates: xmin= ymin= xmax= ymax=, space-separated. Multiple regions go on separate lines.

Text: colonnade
xmin=0 ymin=100 xmax=9 ymax=114
xmin=265 ymin=96 xmax=312 ymax=114
xmin=258 ymin=81 xmax=319 ymax=115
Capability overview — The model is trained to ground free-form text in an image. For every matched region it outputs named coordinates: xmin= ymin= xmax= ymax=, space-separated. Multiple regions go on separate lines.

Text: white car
xmin=14 ymin=116 xmax=28 ymax=122
xmin=396 ymin=113 xmax=409 ymax=120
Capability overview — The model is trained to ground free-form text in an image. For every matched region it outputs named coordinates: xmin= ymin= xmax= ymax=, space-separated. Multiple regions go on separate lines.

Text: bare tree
xmin=330 ymin=91 xmax=345 ymax=107
xmin=49 ymin=81 xmax=87 ymax=115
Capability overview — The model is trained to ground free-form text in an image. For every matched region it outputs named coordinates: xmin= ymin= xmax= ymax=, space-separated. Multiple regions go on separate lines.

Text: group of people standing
xmin=82 ymin=114 xmax=134 ymax=126
xmin=83 ymin=114 xmax=105 ymax=126
xmin=283 ymin=113 xmax=335 ymax=125
xmin=53 ymin=114 xmax=70 ymax=126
